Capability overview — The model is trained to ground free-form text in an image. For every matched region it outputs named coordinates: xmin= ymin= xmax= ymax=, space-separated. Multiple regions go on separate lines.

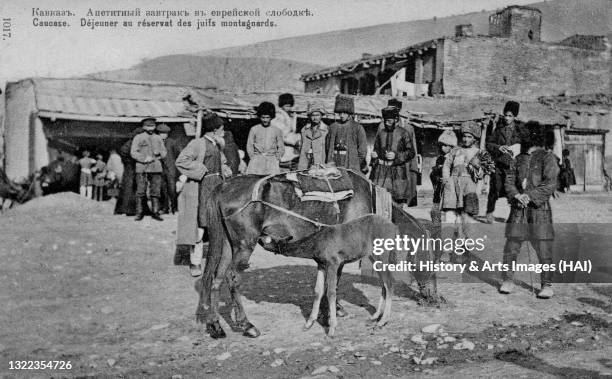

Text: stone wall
xmin=443 ymin=37 xmax=610 ymax=99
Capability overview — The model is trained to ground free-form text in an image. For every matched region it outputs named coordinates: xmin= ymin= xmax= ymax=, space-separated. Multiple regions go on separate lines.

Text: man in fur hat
xmin=370 ymin=106 xmax=415 ymax=202
xmin=326 ymin=95 xmax=368 ymax=173
xmin=485 ymin=101 xmax=527 ymax=223
xmin=387 ymin=98 xmax=419 ymax=206
xmin=499 ymin=122 xmax=559 ymax=298
xmin=130 ymin=117 xmax=167 ymax=221
xmin=298 ymin=102 xmax=329 ymax=170
xmin=175 ymin=112 xmax=232 ymax=276
xmin=246 ymin=102 xmax=285 ymax=175
xmin=271 ymin=93 xmax=301 ymax=167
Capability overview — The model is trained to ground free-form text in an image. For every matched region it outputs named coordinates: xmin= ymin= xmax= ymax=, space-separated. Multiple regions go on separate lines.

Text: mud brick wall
xmin=442 ymin=37 xmax=610 ymax=100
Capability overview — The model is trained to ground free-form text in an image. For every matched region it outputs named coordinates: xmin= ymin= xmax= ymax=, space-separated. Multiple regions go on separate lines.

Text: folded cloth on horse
xmin=293 ymin=170 xmax=354 ymax=194
xmin=299 ymin=190 xmax=354 ymax=202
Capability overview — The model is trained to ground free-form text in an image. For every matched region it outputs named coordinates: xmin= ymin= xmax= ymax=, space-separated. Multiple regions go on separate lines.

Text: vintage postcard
xmin=1 ymin=0 xmax=611 ymax=377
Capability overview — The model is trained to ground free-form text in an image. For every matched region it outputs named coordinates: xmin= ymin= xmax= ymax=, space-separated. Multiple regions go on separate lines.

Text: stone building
xmin=300 ymin=5 xmax=610 ymax=100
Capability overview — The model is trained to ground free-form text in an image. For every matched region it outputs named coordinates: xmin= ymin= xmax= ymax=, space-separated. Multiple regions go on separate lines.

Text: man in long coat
xmin=175 ymin=113 xmax=231 ymax=276
xmin=485 ymin=101 xmax=527 ymax=223
xmin=326 ymin=95 xmax=368 ymax=174
xmin=246 ymin=102 xmax=285 ymax=175
xmin=271 ymin=93 xmax=301 ymax=167
xmin=388 ymin=98 xmax=419 ymax=206
xmin=370 ymin=106 xmax=415 ymax=202
xmin=499 ymin=122 xmax=559 ymax=299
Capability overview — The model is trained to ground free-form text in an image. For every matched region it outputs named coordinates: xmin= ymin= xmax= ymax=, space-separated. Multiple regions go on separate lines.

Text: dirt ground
xmin=1 ymin=191 xmax=611 ymax=378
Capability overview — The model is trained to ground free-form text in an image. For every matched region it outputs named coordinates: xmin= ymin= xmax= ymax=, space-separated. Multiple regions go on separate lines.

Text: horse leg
xmin=325 ymin=265 xmax=338 ymax=337
xmin=226 ymin=268 xmax=260 ymax=338
xmin=335 ymin=263 xmax=347 ymax=317
xmin=304 ymin=266 xmax=325 ymax=330
xmin=376 ymin=271 xmax=394 ymax=328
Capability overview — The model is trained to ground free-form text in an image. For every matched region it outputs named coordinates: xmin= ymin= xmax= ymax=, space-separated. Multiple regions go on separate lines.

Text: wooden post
xmin=195 ymin=109 xmax=203 ymax=138
xmin=583 ymin=147 xmax=587 ymax=192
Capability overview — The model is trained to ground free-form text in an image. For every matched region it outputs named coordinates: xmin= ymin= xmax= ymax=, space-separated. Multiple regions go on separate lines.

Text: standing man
xmin=130 ymin=117 xmax=167 ymax=221
xmin=156 ymin=123 xmax=179 ymax=214
xmin=499 ymin=122 xmax=559 ymax=298
xmin=326 ymin=95 xmax=368 ymax=174
xmin=175 ymin=113 xmax=230 ymax=276
xmin=246 ymin=102 xmax=285 ymax=175
xmin=388 ymin=98 xmax=419 ymax=206
xmin=298 ymin=102 xmax=328 ymax=170
xmin=485 ymin=101 xmax=526 ymax=223
xmin=370 ymin=106 xmax=415 ymax=202
xmin=271 ymin=93 xmax=301 ymax=168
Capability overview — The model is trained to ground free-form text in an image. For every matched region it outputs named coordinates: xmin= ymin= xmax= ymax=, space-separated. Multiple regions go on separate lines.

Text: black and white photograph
xmin=1 ymin=0 xmax=611 ymax=377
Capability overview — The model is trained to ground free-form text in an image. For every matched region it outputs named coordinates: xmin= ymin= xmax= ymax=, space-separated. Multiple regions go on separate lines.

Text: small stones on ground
xmin=487 ymin=344 xmax=494 ymax=350
xmin=436 ymin=344 xmax=449 ymax=350
xmin=171 ymin=375 xmax=183 ymax=379
xmin=443 ymin=336 xmax=456 ymax=343
xmin=273 ymin=348 xmax=285 ymax=354
xmin=510 ymin=332 xmax=517 ymax=338
xmin=570 ymin=321 xmax=584 ymax=327
xmin=422 ymin=324 xmax=443 ymax=334
xmin=322 ymin=346 xmax=331 ymax=353
xmin=100 ymin=306 xmax=114 ymax=314
xmin=576 ymin=338 xmax=585 ymax=343
xmin=544 ymin=340 xmax=553 ymax=345
xmin=85 ymin=250 xmax=93 ymax=255
xmin=177 ymin=336 xmax=190 ymax=343
xmin=262 ymin=351 xmax=271 ymax=356
xmin=311 ymin=366 xmax=328 ymax=375
xmin=453 ymin=340 xmax=475 ymax=351
xmin=354 ymin=352 xmax=363 ymax=357
xmin=411 ymin=334 xmax=426 ymax=344
xmin=310 ymin=342 xmax=322 ymax=347
xmin=215 ymin=352 xmax=231 ymax=361
xmin=107 ymin=359 xmax=116 ymax=367
xmin=552 ymin=316 xmax=563 ymax=322
xmin=389 ymin=346 xmax=400 ymax=353
xmin=270 ymin=359 xmax=283 ymax=367
xmin=371 ymin=360 xmax=382 ymax=365
xmin=151 ymin=323 xmax=170 ymax=331
xmin=328 ymin=366 xmax=339 ymax=373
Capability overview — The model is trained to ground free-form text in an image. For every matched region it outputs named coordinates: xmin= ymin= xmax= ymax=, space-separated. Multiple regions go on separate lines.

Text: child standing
xmin=92 ymin=153 xmax=107 ymax=201
xmin=430 ymin=130 xmax=458 ymax=239
xmin=441 ymin=121 xmax=492 ymax=241
xmin=78 ymin=150 xmax=96 ymax=199
xmin=558 ymin=148 xmax=576 ymax=193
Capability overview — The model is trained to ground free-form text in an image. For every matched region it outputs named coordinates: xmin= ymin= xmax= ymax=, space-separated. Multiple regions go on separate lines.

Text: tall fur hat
xmin=460 ymin=120 xmax=482 ymax=139
xmin=278 ymin=93 xmax=295 ymax=107
xmin=334 ymin=95 xmax=354 ymax=114
xmin=256 ymin=102 xmax=276 ymax=118
xmin=438 ymin=129 xmax=458 ymax=147
xmin=387 ymin=98 xmax=403 ymax=110
xmin=503 ymin=101 xmax=520 ymax=117
xmin=381 ymin=106 xmax=399 ymax=120
xmin=202 ymin=113 xmax=224 ymax=134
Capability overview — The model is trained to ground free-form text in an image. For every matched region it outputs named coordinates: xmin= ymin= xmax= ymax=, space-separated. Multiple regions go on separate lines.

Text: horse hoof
xmin=206 ymin=321 xmax=227 ymax=339
xmin=243 ymin=325 xmax=261 ymax=338
xmin=303 ymin=320 xmax=314 ymax=330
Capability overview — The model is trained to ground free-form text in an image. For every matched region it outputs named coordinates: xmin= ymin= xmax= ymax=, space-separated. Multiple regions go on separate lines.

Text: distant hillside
xmin=198 ymin=0 xmax=612 ymax=66
xmin=89 ymin=55 xmax=322 ymax=93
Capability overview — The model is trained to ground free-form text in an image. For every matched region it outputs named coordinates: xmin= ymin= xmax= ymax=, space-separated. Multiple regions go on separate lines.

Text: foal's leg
xmin=325 ymin=265 xmax=339 ymax=337
xmin=206 ymin=237 xmax=233 ymax=339
xmin=376 ymin=270 xmax=394 ymax=327
xmin=304 ymin=266 xmax=325 ymax=330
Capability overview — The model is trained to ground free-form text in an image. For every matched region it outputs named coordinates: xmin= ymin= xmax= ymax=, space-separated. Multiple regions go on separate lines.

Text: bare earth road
xmin=0 ymin=192 xmax=611 ymax=378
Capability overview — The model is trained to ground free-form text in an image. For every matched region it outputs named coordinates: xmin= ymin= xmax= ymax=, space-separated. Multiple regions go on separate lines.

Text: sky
xmin=0 ymin=0 xmax=538 ymax=83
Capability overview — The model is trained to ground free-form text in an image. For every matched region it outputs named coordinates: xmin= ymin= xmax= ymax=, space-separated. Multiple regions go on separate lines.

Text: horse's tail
xmin=201 ymin=188 xmax=227 ymax=304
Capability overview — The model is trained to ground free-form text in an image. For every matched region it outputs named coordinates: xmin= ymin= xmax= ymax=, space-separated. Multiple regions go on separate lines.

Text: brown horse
xmin=199 ymin=169 xmax=439 ymax=339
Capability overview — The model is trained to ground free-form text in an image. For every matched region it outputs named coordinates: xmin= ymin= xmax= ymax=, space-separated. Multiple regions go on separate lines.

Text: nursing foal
xmin=260 ymin=214 xmax=399 ymax=337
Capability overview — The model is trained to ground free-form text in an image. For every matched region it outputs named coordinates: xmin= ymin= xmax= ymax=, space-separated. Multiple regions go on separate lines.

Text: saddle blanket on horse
xmin=286 ymin=168 xmax=354 ymax=202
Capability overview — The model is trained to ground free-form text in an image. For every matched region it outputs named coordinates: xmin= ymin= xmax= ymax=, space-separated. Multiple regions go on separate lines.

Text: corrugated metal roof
xmin=30 ymin=78 xmax=191 ymax=119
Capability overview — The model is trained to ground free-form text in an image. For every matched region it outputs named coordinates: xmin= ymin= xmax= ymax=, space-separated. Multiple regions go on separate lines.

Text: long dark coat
xmin=504 ymin=148 xmax=559 ymax=240
xmin=370 ymin=125 xmax=415 ymax=201
xmin=486 ymin=119 xmax=528 ymax=198
xmin=114 ymin=128 xmax=147 ymax=216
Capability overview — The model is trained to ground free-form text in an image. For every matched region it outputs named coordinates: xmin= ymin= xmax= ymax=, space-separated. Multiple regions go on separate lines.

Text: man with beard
xmin=326 ymin=95 xmax=368 ymax=174
xmin=369 ymin=106 xmax=415 ymax=203
xmin=175 ymin=113 xmax=232 ymax=276
xmin=485 ymin=101 xmax=527 ymax=223
xmin=298 ymin=102 xmax=328 ymax=170
xmin=130 ymin=117 xmax=167 ymax=221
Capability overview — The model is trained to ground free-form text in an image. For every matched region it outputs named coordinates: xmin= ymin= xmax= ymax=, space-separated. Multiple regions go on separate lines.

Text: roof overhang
xmin=37 ymin=111 xmax=192 ymax=123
